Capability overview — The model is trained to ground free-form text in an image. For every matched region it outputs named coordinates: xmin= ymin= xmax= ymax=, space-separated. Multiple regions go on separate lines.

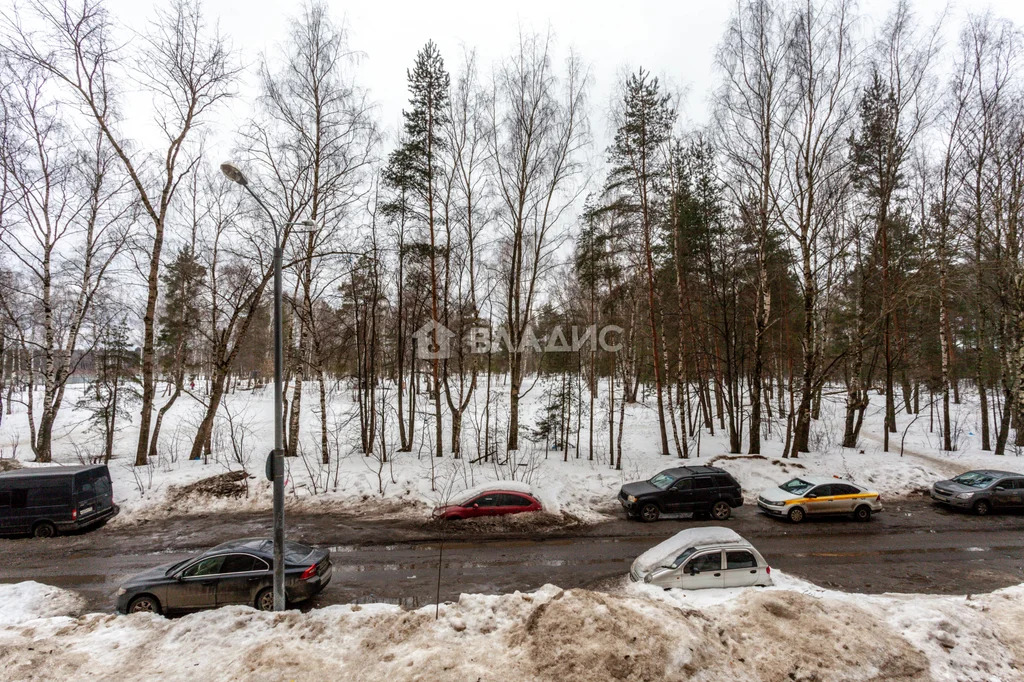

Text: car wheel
xmin=255 ymin=588 xmax=275 ymax=612
xmin=973 ymin=500 xmax=991 ymax=516
xmin=640 ymin=503 xmax=660 ymax=522
xmin=854 ymin=505 xmax=871 ymax=522
xmin=787 ymin=507 xmax=805 ymax=523
xmin=32 ymin=521 xmax=56 ymax=539
xmin=710 ymin=501 xmax=732 ymax=521
xmin=127 ymin=595 xmax=161 ymax=615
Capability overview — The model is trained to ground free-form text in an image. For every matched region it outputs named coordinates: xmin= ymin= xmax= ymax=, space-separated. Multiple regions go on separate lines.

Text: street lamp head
xmin=220 ymin=162 xmax=249 ymax=186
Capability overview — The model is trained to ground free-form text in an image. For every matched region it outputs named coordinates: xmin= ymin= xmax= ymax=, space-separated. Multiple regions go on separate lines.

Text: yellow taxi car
xmin=756 ymin=476 xmax=882 ymax=523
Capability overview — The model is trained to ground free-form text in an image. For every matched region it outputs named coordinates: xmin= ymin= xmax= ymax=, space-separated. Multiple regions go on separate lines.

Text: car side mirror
xmin=473 ymin=503 xmax=479 ymax=508
xmin=995 ymin=486 xmax=1005 ymax=491
xmin=806 ymin=493 xmax=817 ymax=499
xmin=689 ymin=566 xmax=699 ymax=576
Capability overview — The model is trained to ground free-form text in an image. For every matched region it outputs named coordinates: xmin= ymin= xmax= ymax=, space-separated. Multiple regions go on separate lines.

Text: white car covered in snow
xmin=629 ymin=527 xmax=772 ymax=590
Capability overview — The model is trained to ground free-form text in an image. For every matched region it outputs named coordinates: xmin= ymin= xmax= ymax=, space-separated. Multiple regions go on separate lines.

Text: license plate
xmin=80 ymin=506 xmax=93 ymax=514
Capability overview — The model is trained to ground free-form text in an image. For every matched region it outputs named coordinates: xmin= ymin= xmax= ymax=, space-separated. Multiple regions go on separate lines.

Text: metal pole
xmin=273 ymin=244 xmax=285 ymax=611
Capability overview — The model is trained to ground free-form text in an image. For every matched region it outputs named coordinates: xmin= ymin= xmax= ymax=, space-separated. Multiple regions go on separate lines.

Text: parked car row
xmin=8 ymin=461 xmax=1024 ymax=613
xmin=618 ymin=465 xmax=1024 ymax=524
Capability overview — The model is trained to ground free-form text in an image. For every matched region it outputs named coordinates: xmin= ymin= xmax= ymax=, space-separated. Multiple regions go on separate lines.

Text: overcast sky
xmin=94 ymin=0 xmax=1024 ymax=165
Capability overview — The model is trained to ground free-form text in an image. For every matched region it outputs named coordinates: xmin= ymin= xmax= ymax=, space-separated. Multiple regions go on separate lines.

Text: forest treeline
xmin=0 ymin=0 xmax=1022 ymax=469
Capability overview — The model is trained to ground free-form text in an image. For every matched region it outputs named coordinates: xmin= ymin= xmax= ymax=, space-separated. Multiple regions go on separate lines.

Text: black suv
xmin=618 ymin=466 xmax=744 ymax=522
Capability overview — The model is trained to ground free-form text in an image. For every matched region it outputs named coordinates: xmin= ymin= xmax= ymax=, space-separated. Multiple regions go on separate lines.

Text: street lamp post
xmin=219 ymin=162 xmax=311 ymax=612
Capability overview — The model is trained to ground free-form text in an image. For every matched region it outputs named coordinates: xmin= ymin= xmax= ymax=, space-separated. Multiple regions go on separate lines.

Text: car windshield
xmin=165 ymin=558 xmax=193 ymax=576
xmin=668 ymin=547 xmax=697 ymax=569
xmin=649 ymin=472 xmax=677 ymax=490
xmin=779 ymin=478 xmax=814 ymax=495
xmin=952 ymin=472 xmax=996 ymax=488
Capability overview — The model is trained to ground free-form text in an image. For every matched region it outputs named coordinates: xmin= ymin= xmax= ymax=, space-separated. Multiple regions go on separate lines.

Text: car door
xmin=722 ymin=549 xmax=761 ymax=588
xmin=829 ymin=484 xmax=859 ymax=513
xmin=215 ymin=554 xmax=271 ymax=607
xmin=504 ymin=494 xmax=535 ymax=514
xmin=692 ymin=477 xmax=715 ymax=510
xmin=469 ymin=494 xmax=500 ymax=517
xmin=0 ymin=489 xmax=13 ymax=533
xmin=666 ymin=478 xmax=694 ymax=513
xmin=174 ymin=556 xmax=224 ymax=610
xmin=1010 ymin=479 xmax=1024 ymax=508
xmin=804 ymin=485 xmax=835 ymax=515
xmin=992 ymin=479 xmax=1022 ymax=509
xmin=678 ymin=550 xmax=724 ymax=589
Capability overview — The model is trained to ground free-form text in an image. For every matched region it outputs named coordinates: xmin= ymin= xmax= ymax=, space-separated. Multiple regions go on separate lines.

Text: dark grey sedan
xmin=931 ymin=470 xmax=1024 ymax=515
xmin=116 ymin=538 xmax=331 ymax=615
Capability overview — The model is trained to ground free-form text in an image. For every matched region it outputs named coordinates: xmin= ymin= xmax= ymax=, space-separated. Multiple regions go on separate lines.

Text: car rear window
xmin=501 ymin=494 xmax=531 ymax=506
xmin=220 ymin=554 xmax=260 ymax=573
xmin=712 ymin=474 xmax=734 ymax=487
xmin=726 ymin=551 xmax=757 ymax=569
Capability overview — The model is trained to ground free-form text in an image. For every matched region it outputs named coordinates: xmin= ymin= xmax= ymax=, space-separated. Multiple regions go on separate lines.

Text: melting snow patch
xmin=0 ymin=581 xmax=85 ymax=626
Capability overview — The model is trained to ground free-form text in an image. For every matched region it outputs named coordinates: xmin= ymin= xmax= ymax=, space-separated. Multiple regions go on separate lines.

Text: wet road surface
xmin=2 ymin=497 xmax=1022 ymax=612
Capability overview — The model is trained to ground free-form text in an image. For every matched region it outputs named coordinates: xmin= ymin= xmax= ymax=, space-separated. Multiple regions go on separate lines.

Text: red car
xmin=432 ymin=489 xmax=543 ymax=520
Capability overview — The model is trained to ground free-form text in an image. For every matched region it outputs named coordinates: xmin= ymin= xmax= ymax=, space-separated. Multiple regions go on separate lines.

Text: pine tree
xmin=383 ymin=41 xmax=450 ymax=459
xmin=606 ymin=69 xmax=676 ymax=456
xmin=79 ymin=319 xmax=141 ymax=463
xmin=149 ymin=247 xmax=206 ymax=461
xmin=848 ymin=70 xmax=908 ymax=450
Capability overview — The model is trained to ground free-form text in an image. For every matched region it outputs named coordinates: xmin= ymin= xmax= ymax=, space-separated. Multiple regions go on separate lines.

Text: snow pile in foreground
xmin=0 ymin=581 xmax=85 ymax=626
xmin=1 ymin=576 xmax=1022 ymax=682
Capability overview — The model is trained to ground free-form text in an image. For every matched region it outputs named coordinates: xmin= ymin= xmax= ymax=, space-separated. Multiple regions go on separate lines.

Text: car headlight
xmin=117 ymin=587 xmax=127 ymax=596
xmin=956 ymin=492 xmax=975 ymax=500
xmin=627 ymin=495 xmax=637 ymax=503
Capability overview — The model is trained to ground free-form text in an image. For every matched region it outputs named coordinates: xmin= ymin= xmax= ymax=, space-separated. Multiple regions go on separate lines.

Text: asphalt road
xmin=2 ymin=497 xmax=1023 ymax=612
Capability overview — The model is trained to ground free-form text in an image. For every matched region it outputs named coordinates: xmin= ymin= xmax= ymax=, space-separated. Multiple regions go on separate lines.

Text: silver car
xmin=629 ymin=527 xmax=772 ymax=589
xmin=931 ymin=470 xmax=1024 ymax=515
xmin=757 ymin=476 xmax=882 ymax=523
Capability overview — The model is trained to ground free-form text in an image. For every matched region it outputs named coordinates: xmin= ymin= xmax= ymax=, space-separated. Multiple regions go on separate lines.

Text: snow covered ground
xmin=0 ymin=380 xmax=1021 ymax=525
xmin=0 ymin=574 xmax=1021 ymax=681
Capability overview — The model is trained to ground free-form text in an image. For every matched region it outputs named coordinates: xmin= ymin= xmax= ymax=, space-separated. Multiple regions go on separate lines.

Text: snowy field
xmin=0 ymin=380 xmax=1021 ymax=525
xmin=1 ymin=573 xmax=1022 ymax=681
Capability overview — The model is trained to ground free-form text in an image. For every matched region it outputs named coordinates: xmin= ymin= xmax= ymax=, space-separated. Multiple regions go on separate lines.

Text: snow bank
xmin=0 ymin=581 xmax=84 ymax=626
xmin=631 ymin=526 xmax=744 ymax=573
xmin=2 ymin=577 xmax=1022 ymax=681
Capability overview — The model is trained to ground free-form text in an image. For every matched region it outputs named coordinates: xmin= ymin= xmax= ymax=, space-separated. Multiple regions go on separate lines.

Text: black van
xmin=0 ymin=464 xmax=119 ymax=538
